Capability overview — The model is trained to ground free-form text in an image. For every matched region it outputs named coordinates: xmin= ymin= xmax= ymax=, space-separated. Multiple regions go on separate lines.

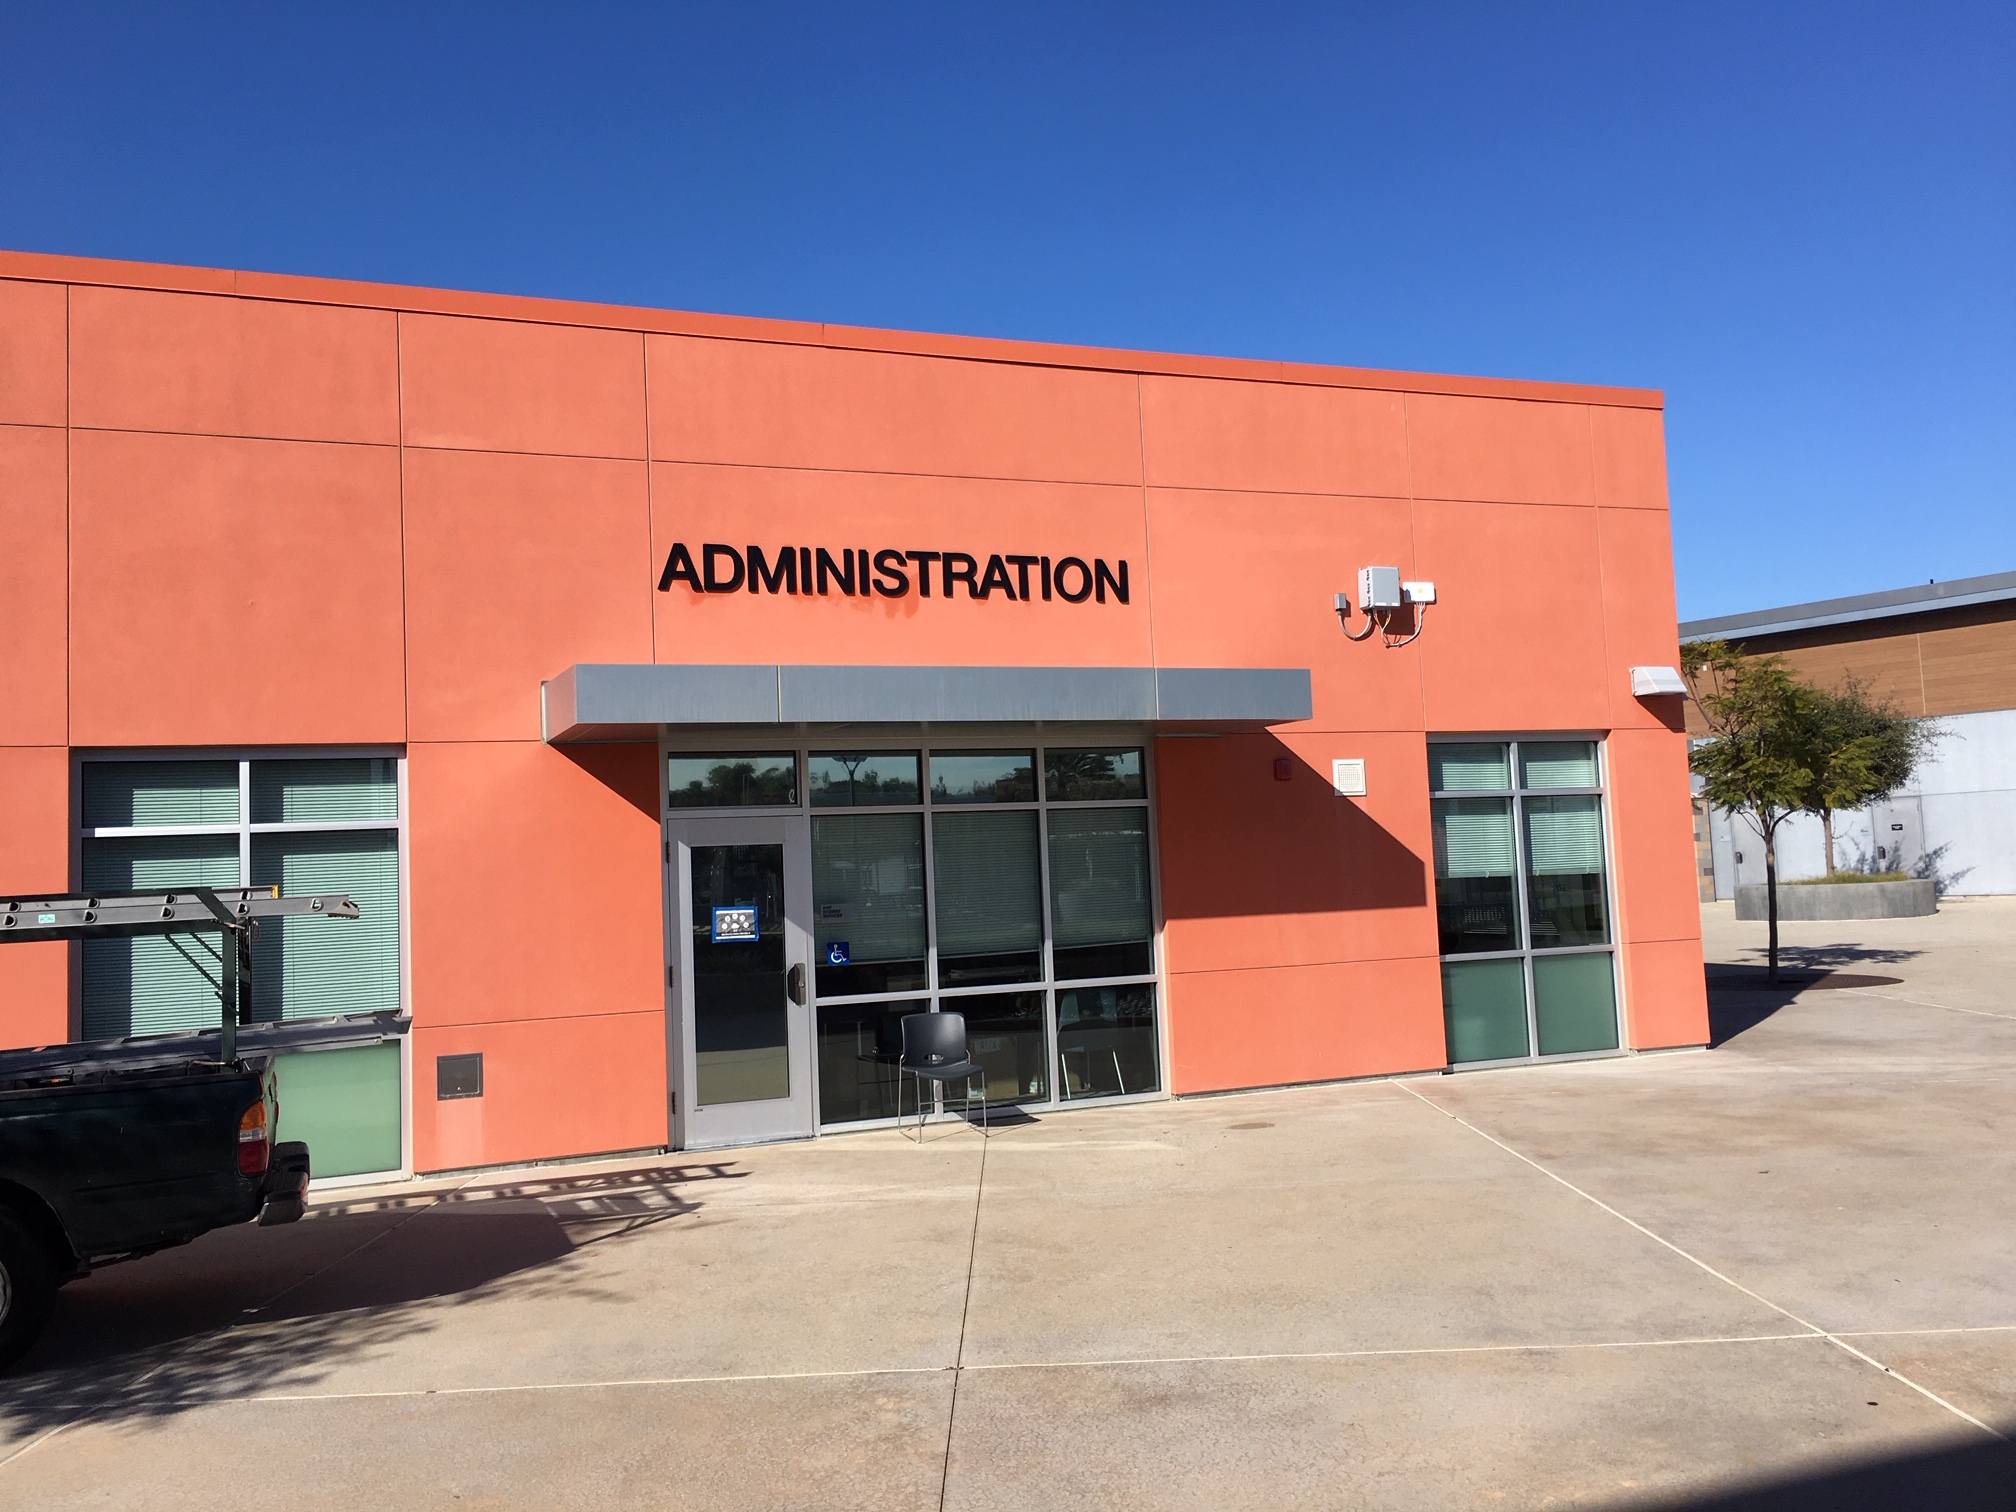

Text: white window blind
xmin=81 ymin=834 xmax=243 ymax=1037
xmin=1524 ymin=796 xmax=1605 ymax=875
xmin=1433 ymin=798 xmax=1516 ymax=879
xmin=1429 ymin=743 xmax=1510 ymax=793
xmin=1047 ymin=809 xmax=1151 ymax=947
xmin=932 ymin=810 xmax=1042 ymax=955
xmin=251 ymin=758 xmax=398 ymax=823
xmin=1519 ymin=742 xmax=1599 ymax=790
xmin=83 ymin=760 xmax=239 ymax=828
xmin=811 ymin=814 xmax=927 ymax=963
xmin=250 ymin=831 xmax=401 ymax=1020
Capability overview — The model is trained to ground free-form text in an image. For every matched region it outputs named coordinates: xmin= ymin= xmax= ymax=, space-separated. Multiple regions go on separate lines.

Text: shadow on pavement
xmin=1637 ymin=1433 xmax=2016 ymax=1510
xmin=1703 ymin=946 xmax=1918 ymax=1047
xmin=1 ymin=1159 xmax=743 ymax=1431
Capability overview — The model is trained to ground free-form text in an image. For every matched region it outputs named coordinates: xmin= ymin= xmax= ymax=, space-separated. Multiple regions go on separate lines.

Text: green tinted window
xmin=1441 ymin=958 xmax=1530 ymax=1065
xmin=272 ymin=1044 xmax=403 ymax=1176
xmin=1533 ymin=953 xmax=1619 ymax=1056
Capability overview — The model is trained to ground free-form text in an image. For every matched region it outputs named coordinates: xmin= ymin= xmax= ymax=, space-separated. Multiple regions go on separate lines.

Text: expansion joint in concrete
xmin=1387 ymin=1077 xmax=2009 ymax=1443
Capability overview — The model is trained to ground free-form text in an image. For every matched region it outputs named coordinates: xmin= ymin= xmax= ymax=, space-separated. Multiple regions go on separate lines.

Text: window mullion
xmin=238 ymin=759 xmax=252 ymax=887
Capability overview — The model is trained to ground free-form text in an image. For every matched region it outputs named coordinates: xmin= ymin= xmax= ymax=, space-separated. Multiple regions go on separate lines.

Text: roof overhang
xmin=541 ymin=664 xmax=1313 ymax=743
xmin=1679 ymin=568 xmax=2016 ymax=644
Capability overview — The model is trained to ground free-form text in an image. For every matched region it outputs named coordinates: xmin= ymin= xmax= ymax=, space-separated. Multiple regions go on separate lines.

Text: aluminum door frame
xmin=667 ymin=814 xmax=816 ymax=1150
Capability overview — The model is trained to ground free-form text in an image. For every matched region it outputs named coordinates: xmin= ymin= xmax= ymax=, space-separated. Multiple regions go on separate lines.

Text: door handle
xmin=787 ymin=963 xmax=807 ymax=1005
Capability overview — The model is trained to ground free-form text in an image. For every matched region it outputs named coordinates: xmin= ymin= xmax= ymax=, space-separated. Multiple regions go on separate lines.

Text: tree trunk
xmin=1765 ymin=826 xmax=1780 ymax=984
xmin=1822 ymin=808 xmax=1837 ymax=877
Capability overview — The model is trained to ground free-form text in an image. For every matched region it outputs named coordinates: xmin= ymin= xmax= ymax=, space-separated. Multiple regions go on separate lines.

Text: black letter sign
xmin=702 ymin=544 xmax=746 ymax=594
xmin=658 ymin=543 xmax=701 ymax=593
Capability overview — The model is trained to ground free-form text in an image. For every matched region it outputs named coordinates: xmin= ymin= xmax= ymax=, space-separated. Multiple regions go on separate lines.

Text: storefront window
xmin=811 ymin=813 xmax=927 ymax=996
xmin=1044 ymin=748 xmax=1144 ymax=801
xmin=1524 ymin=794 xmax=1609 ymax=948
xmin=686 ymin=739 xmax=1160 ymax=1128
xmin=814 ymin=998 xmax=926 ymax=1124
xmin=1429 ymin=738 xmax=1618 ymax=1068
xmin=79 ymin=755 xmax=405 ymax=1177
xmin=1057 ymin=983 xmax=1159 ymax=1100
xmin=807 ymin=752 xmax=920 ymax=808
xmin=1047 ymin=807 xmax=1153 ymax=980
xmin=956 ymin=991 xmax=1048 ymax=1104
xmin=933 ymin=810 xmax=1044 ymax=984
xmin=1430 ymin=796 xmax=1519 ymax=954
xmin=667 ymin=753 xmax=797 ymax=808
xmin=929 ymin=751 xmax=1036 ymax=804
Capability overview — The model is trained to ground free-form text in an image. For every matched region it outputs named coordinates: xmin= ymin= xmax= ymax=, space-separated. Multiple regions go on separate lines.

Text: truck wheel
xmin=0 ymin=1209 xmax=58 ymax=1374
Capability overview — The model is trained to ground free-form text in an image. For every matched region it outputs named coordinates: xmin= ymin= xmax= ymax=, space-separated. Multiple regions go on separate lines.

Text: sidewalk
xmin=4 ymin=902 xmax=2013 ymax=1509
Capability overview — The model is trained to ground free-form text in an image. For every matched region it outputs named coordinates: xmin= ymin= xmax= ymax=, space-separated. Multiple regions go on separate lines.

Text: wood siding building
xmin=1681 ymin=571 xmax=2016 ymax=899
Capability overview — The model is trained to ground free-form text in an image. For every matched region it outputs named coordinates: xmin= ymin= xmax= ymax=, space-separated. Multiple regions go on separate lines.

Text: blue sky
xmin=3 ymin=2 xmax=2008 ymax=619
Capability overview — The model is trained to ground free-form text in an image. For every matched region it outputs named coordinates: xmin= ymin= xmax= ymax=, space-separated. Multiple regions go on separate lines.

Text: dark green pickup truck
xmin=0 ymin=887 xmax=406 ymax=1370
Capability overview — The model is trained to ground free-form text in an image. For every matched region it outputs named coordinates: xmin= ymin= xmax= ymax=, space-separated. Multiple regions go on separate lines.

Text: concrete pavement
xmin=2 ymin=899 xmax=2012 ymax=1507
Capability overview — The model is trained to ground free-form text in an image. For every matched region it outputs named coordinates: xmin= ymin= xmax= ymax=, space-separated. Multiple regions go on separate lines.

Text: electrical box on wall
xmin=1358 ymin=566 xmax=1402 ymax=611
xmin=1332 ymin=758 xmax=1366 ymax=796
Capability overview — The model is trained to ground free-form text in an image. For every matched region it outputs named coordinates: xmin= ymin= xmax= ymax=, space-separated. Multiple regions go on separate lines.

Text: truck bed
xmin=0 ymin=1012 xmax=409 ymax=1092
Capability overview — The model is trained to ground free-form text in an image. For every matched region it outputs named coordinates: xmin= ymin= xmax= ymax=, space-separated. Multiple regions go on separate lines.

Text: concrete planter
xmin=1735 ymin=879 xmax=1937 ymax=920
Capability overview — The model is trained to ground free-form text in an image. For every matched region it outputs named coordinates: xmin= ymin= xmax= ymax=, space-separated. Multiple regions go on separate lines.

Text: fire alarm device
xmin=1332 ymin=758 xmax=1366 ymax=796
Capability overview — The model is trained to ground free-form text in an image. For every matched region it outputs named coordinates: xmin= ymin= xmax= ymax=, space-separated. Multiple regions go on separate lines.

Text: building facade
xmin=1682 ymin=572 xmax=2016 ymax=898
xmin=0 ymin=251 xmax=1707 ymax=1180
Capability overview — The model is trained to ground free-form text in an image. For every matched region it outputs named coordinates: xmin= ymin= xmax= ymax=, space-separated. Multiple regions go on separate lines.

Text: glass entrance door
xmin=667 ymin=816 xmax=814 ymax=1148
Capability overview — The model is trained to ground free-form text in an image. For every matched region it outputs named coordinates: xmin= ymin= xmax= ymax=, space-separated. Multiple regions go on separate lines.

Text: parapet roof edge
xmin=0 ymin=247 xmax=1663 ymax=410
xmin=1679 ymin=569 xmax=2016 ymax=643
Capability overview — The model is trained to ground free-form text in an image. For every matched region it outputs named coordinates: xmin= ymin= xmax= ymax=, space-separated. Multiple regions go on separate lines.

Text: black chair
xmin=897 ymin=1011 xmax=988 ymax=1140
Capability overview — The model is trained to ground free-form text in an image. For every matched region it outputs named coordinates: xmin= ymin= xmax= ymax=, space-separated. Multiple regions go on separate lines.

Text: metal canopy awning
xmin=541 ymin=664 xmax=1313 ymax=743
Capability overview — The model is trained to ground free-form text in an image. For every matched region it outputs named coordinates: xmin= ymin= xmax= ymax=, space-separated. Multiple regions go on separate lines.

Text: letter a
xmin=658 ymin=542 xmax=703 ymax=593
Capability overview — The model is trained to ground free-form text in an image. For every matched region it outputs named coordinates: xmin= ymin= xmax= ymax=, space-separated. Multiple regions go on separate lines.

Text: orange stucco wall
xmin=0 ymin=249 xmax=1707 ymax=1169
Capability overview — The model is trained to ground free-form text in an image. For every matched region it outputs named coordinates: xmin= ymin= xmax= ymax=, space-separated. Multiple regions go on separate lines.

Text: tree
xmin=1682 ymin=640 xmax=1811 ymax=982
xmin=1788 ymin=679 xmax=1936 ymax=876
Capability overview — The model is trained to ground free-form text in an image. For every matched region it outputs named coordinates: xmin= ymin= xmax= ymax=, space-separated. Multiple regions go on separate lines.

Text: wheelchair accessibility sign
xmin=711 ymin=906 xmax=758 ymax=943
xmin=825 ymin=940 xmax=851 ymax=966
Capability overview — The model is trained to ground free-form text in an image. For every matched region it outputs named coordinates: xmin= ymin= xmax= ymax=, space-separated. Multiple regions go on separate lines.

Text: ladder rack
xmin=0 ymin=888 xmax=362 ymax=1064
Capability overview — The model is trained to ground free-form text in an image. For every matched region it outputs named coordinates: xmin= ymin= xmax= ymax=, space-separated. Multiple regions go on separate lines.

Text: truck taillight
xmin=238 ymin=1099 xmax=270 ymax=1176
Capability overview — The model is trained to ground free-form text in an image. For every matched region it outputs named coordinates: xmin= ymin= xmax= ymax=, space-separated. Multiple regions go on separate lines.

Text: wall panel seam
xmin=65 ymin=422 xmax=399 ymax=448
xmin=644 ymin=453 xmax=1151 ymax=490
xmin=412 ymin=1009 xmax=666 ymax=1030
xmin=1164 ymin=953 xmax=1442 ymax=976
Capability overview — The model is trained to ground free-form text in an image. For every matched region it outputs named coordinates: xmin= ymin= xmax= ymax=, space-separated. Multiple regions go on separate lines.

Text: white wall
xmin=1706 ymin=705 xmax=2016 ymax=896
